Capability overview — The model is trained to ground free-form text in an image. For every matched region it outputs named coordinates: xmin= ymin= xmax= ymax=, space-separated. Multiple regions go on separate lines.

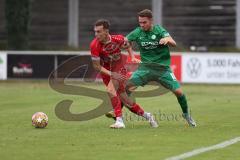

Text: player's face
xmin=138 ymin=16 xmax=152 ymax=31
xmin=94 ymin=25 xmax=109 ymax=42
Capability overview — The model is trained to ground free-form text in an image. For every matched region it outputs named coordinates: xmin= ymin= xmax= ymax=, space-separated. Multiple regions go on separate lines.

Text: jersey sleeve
xmin=126 ymin=28 xmax=140 ymax=42
xmin=115 ymin=35 xmax=125 ymax=45
xmin=90 ymin=40 xmax=100 ymax=61
xmin=158 ymin=25 xmax=170 ymax=38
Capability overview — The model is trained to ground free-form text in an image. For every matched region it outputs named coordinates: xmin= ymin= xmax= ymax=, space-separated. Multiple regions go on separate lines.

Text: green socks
xmin=177 ymin=94 xmax=189 ymax=114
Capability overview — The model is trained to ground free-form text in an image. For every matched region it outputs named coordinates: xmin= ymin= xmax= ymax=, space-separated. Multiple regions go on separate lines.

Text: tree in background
xmin=5 ymin=0 xmax=31 ymax=50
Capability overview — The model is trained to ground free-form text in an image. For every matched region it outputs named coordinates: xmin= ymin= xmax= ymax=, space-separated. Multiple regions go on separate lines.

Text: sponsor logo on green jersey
xmin=141 ymin=41 xmax=158 ymax=46
xmin=141 ymin=41 xmax=159 ymax=49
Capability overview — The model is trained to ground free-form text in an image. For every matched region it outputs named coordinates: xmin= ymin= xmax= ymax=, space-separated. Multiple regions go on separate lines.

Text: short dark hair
xmin=138 ymin=9 xmax=153 ymax=18
xmin=94 ymin=19 xmax=110 ymax=29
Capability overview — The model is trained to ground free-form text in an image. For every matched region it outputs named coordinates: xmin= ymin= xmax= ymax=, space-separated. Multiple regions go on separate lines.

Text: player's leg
xmin=173 ymin=87 xmax=188 ymax=114
xmin=106 ymin=68 xmax=143 ymax=120
xmin=125 ymin=67 xmax=149 ymax=95
xmin=158 ymin=69 xmax=197 ymax=127
xmin=118 ymin=85 xmax=158 ymax=128
xmin=173 ymin=87 xmax=196 ymax=127
xmin=107 ymin=79 xmax=125 ymax=128
xmin=102 ymin=75 xmax=124 ymax=121
xmin=105 ymin=103 xmax=124 ymax=120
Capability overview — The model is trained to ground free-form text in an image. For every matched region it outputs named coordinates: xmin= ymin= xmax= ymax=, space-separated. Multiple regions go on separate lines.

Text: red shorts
xmin=101 ymin=66 xmax=127 ymax=94
xmin=101 ymin=54 xmax=131 ymax=93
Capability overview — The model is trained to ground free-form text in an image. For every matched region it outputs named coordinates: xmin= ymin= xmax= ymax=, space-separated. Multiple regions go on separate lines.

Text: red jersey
xmin=90 ymin=35 xmax=127 ymax=71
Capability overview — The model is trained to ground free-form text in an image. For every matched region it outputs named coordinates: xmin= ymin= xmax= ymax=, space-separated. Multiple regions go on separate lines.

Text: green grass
xmin=0 ymin=80 xmax=239 ymax=160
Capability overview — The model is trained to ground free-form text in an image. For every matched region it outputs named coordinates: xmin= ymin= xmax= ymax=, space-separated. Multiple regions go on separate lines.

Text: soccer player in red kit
xmin=90 ymin=19 xmax=158 ymax=128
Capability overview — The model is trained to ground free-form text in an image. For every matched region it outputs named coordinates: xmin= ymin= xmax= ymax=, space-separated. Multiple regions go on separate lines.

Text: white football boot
xmin=145 ymin=113 xmax=159 ymax=128
xmin=110 ymin=117 xmax=125 ymax=129
xmin=182 ymin=113 xmax=197 ymax=127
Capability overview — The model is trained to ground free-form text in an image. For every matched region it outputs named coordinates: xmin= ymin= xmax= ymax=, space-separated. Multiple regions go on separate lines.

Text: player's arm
xmin=90 ymin=42 xmax=112 ymax=77
xmin=159 ymin=36 xmax=177 ymax=47
xmin=92 ymin=59 xmax=125 ymax=80
xmin=158 ymin=26 xmax=177 ymax=47
xmin=123 ymin=38 xmax=141 ymax=63
xmin=92 ymin=59 xmax=111 ymax=76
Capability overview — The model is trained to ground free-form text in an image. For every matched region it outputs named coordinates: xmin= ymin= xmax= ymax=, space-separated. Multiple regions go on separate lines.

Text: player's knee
xmin=125 ymin=82 xmax=136 ymax=94
xmin=173 ymin=88 xmax=183 ymax=97
xmin=120 ymin=96 xmax=134 ymax=107
xmin=107 ymin=87 xmax=117 ymax=97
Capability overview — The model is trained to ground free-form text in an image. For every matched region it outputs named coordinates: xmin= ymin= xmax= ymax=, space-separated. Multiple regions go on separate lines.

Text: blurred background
xmin=0 ymin=0 xmax=240 ymax=82
xmin=1 ymin=2 xmax=240 ymax=160
xmin=0 ymin=0 xmax=239 ymax=51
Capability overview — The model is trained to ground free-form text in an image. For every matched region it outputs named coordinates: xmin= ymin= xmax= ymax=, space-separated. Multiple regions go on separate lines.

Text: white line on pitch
xmin=165 ymin=137 xmax=240 ymax=160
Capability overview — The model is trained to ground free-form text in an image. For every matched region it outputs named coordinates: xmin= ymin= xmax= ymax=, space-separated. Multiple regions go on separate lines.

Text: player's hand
xmin=159 ymin=37 xmax=169 ymax=45
xmin=111 ymin=72 xmax=126 ymax=81
xmin=159 ymin=37 xmax=177 ymax=47
xmin=130 ymin=57 xmax=141 ymax=63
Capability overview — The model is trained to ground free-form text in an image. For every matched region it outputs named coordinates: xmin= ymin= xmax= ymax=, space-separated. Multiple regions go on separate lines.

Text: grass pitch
xmin=0 ymin=80 xmax=239 ymax=160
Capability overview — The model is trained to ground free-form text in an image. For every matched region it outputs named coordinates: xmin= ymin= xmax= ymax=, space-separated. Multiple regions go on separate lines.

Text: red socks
xmin=129 ymin=103 xmax=144 ymax=116
xmin=111 ymin=97 xmax=144 ymax=117
xmin=110 ymin=96 xmax=122 ymax=117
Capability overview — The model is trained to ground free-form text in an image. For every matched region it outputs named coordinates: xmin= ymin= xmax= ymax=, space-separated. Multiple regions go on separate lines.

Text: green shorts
xmin=128 ymin=64 xmax=180 ymax=91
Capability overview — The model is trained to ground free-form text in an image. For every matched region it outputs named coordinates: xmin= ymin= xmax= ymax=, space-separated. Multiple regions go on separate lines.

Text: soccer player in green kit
xmin=126 ymin=9 xmax=197 ymax=127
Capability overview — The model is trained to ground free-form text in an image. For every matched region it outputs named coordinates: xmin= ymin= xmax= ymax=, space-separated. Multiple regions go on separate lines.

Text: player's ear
xmin=150 ymin=18 xmax=153 ymax=23
xmin=105 ymin=29 xmax=109 ymax=34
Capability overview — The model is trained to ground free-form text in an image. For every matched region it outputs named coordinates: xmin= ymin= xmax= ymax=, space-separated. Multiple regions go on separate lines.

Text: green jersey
xmin=127 ymin=25 xmax=171 ymax=66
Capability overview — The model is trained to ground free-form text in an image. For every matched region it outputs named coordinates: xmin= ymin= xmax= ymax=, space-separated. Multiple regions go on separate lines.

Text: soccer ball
xmin=32 ymin=112 xmax=48 ymax=128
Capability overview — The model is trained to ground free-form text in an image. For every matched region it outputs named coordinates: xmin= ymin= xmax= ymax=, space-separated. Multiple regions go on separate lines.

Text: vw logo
xmin=187 ymin=58 xmax=201 ymax=78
